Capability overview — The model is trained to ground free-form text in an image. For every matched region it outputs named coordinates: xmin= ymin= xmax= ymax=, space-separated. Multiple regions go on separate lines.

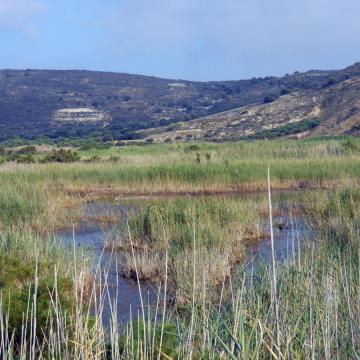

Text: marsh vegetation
xmin=0 ymin=138 xmax=359 ymax=358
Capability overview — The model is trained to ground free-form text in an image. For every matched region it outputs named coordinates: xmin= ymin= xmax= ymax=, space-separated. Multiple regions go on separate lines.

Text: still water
xmin=59 ymin=192 xmax=311 ymax=326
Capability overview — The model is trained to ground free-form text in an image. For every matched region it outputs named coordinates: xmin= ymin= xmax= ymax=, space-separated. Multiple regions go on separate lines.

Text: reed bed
xmin=1 ymin=157 xmax=360 ymax=200
xmin=0 ymin=188 xmax=359 ymax=358
xmin=2 ymin=139 xmax=360 ymax=198
xmin=106 ymin=197 xmax=264 ymax=304
xmin=1 ymin=139 xmax=360 ymax=358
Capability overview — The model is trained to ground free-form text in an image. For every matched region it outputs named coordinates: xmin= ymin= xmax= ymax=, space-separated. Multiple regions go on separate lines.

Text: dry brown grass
xmin=122 ymin=250 xmax=165 ymax=281
xmin=173 ymin=248 xmax=233 ymax=305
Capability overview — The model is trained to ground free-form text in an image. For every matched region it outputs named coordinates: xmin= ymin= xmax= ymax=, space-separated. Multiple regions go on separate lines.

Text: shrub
xmin=280 ymin=87 xmax=290 ymax=95
xmin=263 ymin=93 xmax=279 ymax=103
xmin=342 ymin=139 xmax=360 ymax=153
xmin=184 ymin=144 xmax=200 ymax=152
xmin=247 ymin=118 xmax=320 ymax=139
xmin=85 ymin=155 xmax=101 ymax=163
xmin=196 ymin=152 xmax=201 ymax=163
xmin=0 ymin=255 xmax=73 ymax=347
xmin=15 ymin=145 xmax=37 ymax=155
xmin=79 ymin=143 xmax=111 ymax=151
xmin=43 ymin=149 xmax=80 ymax=163
xmin=324 ymin=77 xmax=336 ymax=87
xmin=109 ymin=155 xmax=120 ymax=162
xmin=16 ymin=154 xmax=36 ymax=163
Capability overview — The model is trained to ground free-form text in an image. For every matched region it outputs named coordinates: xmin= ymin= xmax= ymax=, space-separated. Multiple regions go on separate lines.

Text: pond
xmin=59 ymin=191 xmax=311 ymax=327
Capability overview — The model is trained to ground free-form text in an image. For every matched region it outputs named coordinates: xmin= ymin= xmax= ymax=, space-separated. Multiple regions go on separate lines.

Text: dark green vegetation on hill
xmin=146 ymin=65 xmax=360 ymax=142
xmin=245 ymin=118 xmax=321 ymax=139
xmin=1 ymin=62 xmax=360 ymax=142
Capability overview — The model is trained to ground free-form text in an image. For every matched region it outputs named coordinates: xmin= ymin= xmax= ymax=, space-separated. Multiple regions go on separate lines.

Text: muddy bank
xmin=64 ymin=179 xmax=347 ymax=202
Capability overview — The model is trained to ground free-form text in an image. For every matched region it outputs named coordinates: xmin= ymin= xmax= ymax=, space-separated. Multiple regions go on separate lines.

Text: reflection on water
xmin=59 ymin=192 xmax=311 ymax=326
xmin=60 ymin=229 xmax=160 ymax=327
xmin=246 ymin=215 xmax=309 ymax=266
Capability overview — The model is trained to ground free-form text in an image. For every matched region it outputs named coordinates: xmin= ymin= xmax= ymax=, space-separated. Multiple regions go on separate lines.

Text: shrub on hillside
xmin=247 ymin=118 xmax=320 ymax=139
xmin=263 ymin=93 xmax=279 ymax=103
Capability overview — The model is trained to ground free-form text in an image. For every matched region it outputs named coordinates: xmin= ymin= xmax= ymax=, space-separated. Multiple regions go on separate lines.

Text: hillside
xmin=0 ymin=63 xmax=360 ymax=141
xmin=143 ymin=65 xmax=360 ymax=142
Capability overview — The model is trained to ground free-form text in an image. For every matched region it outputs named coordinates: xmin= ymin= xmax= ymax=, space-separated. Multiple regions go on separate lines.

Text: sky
xmin=0 ymin=0 xmax=360 ymax=81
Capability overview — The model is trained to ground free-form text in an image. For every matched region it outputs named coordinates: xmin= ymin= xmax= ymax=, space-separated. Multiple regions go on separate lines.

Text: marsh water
xmin=59 ymin=191 xmax=311 ymax=327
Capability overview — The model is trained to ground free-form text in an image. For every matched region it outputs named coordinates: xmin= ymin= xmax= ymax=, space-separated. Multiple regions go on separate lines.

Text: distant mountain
xmin=0 ymin=64 xmax=360 ymax=141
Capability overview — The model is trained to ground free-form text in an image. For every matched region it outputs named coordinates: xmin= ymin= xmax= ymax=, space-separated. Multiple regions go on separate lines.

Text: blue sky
xmin=0 ymin=0 xmax=360 ymax=81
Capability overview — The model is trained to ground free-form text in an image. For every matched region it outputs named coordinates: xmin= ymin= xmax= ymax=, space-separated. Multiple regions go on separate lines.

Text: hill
xmin=0 ymin=63 xmax=360 ymax=141
xmin=142 ymin=64 xmax=360 ymax=142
